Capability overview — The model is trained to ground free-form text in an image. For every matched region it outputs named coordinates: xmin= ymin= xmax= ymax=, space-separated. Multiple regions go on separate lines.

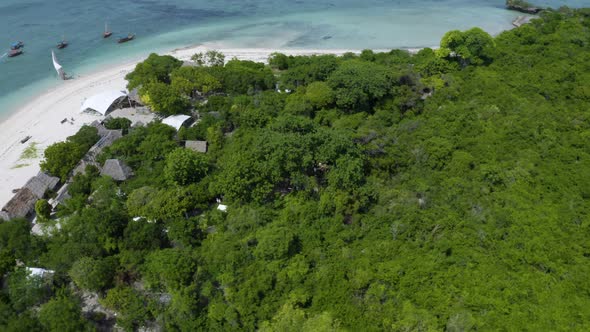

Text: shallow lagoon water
xmin=0 ymin=0 xmax=585 ymax=119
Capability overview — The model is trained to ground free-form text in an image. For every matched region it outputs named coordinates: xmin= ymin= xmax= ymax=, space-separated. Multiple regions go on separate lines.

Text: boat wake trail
xmin=0 ymin=52 xmax=7 ymax=60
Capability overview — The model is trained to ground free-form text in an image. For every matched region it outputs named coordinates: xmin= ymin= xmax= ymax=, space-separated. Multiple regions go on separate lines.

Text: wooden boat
xmin=117 ymin=33 xmax=135 ymax=43
xmin=10 ymin=41 xmax=24 ymax=50
xmin=57 ymin=35 xmax=68 ymax=49
xmin=8 ymin=49 xmax=23 ymax=57
xmin=103 ymin=22 xmax=112 ymax=38
xmin=52 ymin=51 xmax=67 ymax=80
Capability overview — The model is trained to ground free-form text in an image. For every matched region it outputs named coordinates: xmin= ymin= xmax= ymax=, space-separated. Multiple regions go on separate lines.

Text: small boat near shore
xmin=52 ymin=50 xmax=67 ymax=80
xmin=8 ymin=49 xmax=23 ymax=57
xmin=10 ymin=41 xmax=24 ymax=50
xmin=57 ymin=35 xmax=68 ymax=49
xmin=103 ymin=22 xmax=113 ymax=38
xmin=117 ymin=33 xmax=135 ymax=43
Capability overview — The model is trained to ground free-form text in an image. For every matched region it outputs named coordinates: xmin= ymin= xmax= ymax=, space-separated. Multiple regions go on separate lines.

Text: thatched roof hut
xmin=90 ymin=120 xmax=111 ymax=137
xmin=128 ymin=88 xmax=143 ymax=105
xmin=1 ymin=188 xmax=38 ymax=220
xmin=185 ymin=140 xmax=208 ymax=153
xmin=94 ymin=130 xmax=123 ymax=150
xmin=72 ymin=129 xmax=122 ymax=176
xmin=101 ymin=159 xmax=134 ymax=181
xmin=24 ymin=172 xmax=60 ymax=198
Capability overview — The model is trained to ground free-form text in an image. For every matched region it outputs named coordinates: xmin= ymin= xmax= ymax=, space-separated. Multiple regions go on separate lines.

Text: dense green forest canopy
xmin=2 ymin=8 xmax=590 ymax=331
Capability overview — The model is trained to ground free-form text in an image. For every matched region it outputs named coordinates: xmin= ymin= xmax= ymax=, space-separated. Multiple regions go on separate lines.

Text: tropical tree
xmin=39 ymin=294 xmax=93 ymax=332
xmin=35 ymin=199 xmax=51 ymax=221
xmin=164 ymin=148 xmax=209 ymax=186
xmin=140 ymin=81 xmax=190 ymax=115
xmin=438 ymin=27 xmax=495 ymax=66
xmin=327 ymin=60 xmax=392 ymax=111
xmin=69 ymin=256 xmax=118 ymax=292
xmin=126 ymin=53 xmax=183 ymax=89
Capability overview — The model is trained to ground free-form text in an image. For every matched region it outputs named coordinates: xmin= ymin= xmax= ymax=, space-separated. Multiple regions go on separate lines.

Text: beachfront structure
xmin=162 ymin=114 xmax=192 ymax=131
xmin=80 ymin=90 xmax=128 ymax=116
xmin=72 ymin=122 xmax=123 ymax=176
xmin=1 ymin=171 xmax=60 ymax=220
xmin=128 ymin=88 xmax=143 ymax=105
xmin=1 ymin=188 xmax=38 ymax=220
xmin=101 ymin=159 xmax=134 ymax=181
xmin=185 ymin=140 xmax=208 ymax=153
xmin=23 ymin=172 xmax=60 ymax=199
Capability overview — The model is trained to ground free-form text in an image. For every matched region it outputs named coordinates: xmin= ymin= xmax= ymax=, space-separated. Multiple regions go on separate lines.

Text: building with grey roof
xmin=185 ymin=140 xmax=208 ymax=153
xmin=100 ymin=159 xmax=134 ymax=181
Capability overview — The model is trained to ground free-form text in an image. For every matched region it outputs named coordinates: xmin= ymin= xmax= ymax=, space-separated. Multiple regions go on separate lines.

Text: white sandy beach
xmin=0 ymin=45 xmax=367 ymax=207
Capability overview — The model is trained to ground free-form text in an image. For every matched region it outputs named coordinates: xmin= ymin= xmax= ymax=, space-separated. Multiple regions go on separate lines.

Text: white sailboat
xmin=52 ymin=50 xmax=66 ymax=80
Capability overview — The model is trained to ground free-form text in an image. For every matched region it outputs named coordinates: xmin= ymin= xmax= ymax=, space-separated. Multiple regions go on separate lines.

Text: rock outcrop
xmin=506 ymin=0 xmax=542 ymax=14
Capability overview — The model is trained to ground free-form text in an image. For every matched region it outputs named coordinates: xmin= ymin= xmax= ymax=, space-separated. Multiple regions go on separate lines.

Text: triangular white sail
xmin=52 ymin=50 xmax=66 ymax=80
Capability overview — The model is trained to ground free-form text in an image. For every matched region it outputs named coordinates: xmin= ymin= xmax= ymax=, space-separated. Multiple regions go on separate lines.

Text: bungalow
xmin=73 ymin=122 xmax=123 ymax=176
xmin=1 ymin=188 xmax=38 ymax=220
xmin=1 ymin=172 xmax=60 ymax=220
xmin=100 ymin=159 xmax=134 ymax=181
xmin=23 ymin=172 xmax=60 ymax=198
xmin=185 ymin=140 xmax=208 ymax=153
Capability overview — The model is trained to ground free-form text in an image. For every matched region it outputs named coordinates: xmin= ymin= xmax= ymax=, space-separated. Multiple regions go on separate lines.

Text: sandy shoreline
xmin=0 ymin=45 xmax=371 ymax=207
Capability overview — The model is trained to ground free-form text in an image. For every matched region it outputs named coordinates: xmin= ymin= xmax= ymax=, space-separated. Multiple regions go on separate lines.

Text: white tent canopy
xmin=162 ymin=114 xmax=191 ymax=131
xmin=80 ymin=90 xmax=127 ymax=115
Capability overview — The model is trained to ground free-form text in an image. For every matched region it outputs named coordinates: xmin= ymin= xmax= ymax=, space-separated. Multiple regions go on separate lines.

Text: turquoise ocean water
xmin=0 ymin=0 xmax=585 ymax=120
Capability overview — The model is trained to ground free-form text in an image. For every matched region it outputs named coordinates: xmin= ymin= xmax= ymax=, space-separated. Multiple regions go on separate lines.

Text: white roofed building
xmin=80 ymin=90 xmax=128 ymax=116
xmin=26 ymin=267 xmax=54 ymax=279
xmin=162 ymin=114 xmax=192 ymax=131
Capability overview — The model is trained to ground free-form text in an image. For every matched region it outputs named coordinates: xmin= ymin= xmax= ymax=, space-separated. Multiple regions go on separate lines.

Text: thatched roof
xmin=21 ymin=172 xmax=60 ymax=200
xmin=95 ymin=130 xmax=123 ymax=149
xmin=72 ymin=129 xmax=123 ymax=176
xmin=128 ymin=88 xmax=143 ymax=104
xmin=185 ymin=140 xmax=208 ymax=153
xmin=101 ymin=159 xmax=134 ymax=181
xmin=24 ymin=177 xmax=49 ymax=198
xmin=40 ymin=172 xmax=60 ymax=188
xmin=90 ymin=120 xmax=111 ymax=137
xmin=1 ymin=188 xmax=38 ymax=219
